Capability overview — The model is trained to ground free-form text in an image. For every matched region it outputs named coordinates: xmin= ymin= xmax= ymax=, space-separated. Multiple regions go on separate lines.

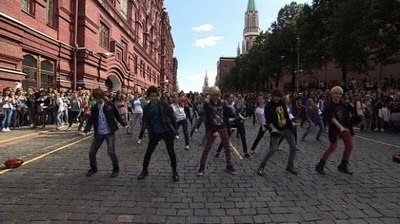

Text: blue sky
xmin=164 ymin=0 xmax=312 ymax=92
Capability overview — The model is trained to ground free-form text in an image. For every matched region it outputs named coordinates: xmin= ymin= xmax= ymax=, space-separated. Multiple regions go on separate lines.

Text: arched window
xmin=40 ymin=60 xmax=55 ymax=90
xmin=22 ymin=55 xmax=38 ymax=89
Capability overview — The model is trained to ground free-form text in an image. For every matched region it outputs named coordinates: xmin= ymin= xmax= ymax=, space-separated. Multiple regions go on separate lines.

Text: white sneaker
xmin=1 ymin=128 xmax=6 ymax=132
xmin=381 ymin=128 xmax=384 ymax=132
xmin=175 ymin=135 xmax=180 ymax=140
xmin=137 ymin=139 xmax=142 ymax=144
xmin=185 ymin=145 xmax=190 ymax=150
xmin=5 ymin=128 xmax=11 ymax=132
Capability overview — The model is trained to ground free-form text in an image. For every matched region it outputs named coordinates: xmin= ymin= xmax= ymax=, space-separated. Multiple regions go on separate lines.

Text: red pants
xmin=321 ymin=131 xmax=353 ymax=161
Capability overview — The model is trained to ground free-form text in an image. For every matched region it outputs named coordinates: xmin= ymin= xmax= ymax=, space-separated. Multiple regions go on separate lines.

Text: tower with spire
xmin=202 ymin=71 xmax=209 ymax=94
xmin=242 ymin=0 xmax=260 ymax=53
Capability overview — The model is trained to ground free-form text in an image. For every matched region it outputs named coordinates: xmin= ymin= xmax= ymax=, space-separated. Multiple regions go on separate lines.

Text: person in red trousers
xmin=315 ymin=86 xmax=355 ymax=175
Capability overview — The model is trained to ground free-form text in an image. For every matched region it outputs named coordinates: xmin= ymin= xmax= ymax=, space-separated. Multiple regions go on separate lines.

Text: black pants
xmin=217 ymin=121 xmax=248 ymax=154
xmin=278 ymin=126 xmax=297 ymax=146
xmin=177 ymin=119 xmax=189 ymax=146
xmin=142 ymin=133 xmax=177 ymax=172
xmin=68 ymin=111 xmax=80 ymax=127
xmin=251 ymin=126 xmax=267 ymax=151
xmin=184 ymin=107 xmax=192 ymax=125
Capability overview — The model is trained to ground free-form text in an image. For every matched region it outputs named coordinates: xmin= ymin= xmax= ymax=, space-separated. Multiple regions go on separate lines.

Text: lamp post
xmin=161 ymin=79 xmax=169 ymax=93
xmin=296 ymin=35 xmax=300 ymax=93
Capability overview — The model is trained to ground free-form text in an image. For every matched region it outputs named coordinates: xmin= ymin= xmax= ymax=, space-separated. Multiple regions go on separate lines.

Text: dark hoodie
xmin=265 ymin=100 xmax=293 ymax=131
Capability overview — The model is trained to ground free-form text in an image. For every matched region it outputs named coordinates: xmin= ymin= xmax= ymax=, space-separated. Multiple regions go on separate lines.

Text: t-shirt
xmin=326 ymin=102 xmax=352 ymax=129
xmin=255 ymin=106 xmax=266 ymax=125
xmin=193 ymin=102 xmax=205 ymax=116
xmin=149 ymin=103 xmax=167 ymax=134
xmin=265 ymin=101 xmax=292 ymax=131
xmin=132 ymin=99 xmax=143 ymax=114
xmin=171 ymin=103 xmax=186 ymax=121
xmin=204 ymin=100 xmax=226 ymax=132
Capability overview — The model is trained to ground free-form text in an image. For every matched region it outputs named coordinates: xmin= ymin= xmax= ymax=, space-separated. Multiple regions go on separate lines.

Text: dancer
xmin=315 ymin=86 xmax=355 ymax=175
xmin=170 ymin=94 xmax=190 ymax=150
xmin=137 ymin=86 xmax=179 ymax=182
xmin=197 ymin=86 xmax=237 ymax=176
xmin=249 ymin=96 xmax=267 ymax=153
xmin=256 ymin=88 xmax=298 ymax=176
xmin=215 ymin=93 xmax=249 ymax=158
xmin=82 ymin=88 xmax=129 ymax=178
xmin=300 ymin=98 xmax=324 ymax=141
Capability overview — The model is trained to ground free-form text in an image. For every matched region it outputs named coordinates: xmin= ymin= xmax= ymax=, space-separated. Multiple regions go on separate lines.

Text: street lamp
xmin=161 ymin=79 xmax=169 ymax=93
xmin=296 ymin=36 xmax=300 ymax=93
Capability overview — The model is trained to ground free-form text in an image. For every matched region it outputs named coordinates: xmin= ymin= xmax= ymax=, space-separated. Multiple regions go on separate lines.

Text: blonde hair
xmin=330 ymin=86 xmax=344 ymax=95
xmin=208 ymin=86 xmax=221 ymax=96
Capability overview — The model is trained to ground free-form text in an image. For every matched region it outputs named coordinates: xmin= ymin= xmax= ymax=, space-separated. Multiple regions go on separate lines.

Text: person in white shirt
xmin=128 ymin=93 xmax=143 ymax=134
xmin=1 ymin=88 xmax=13 ymax=132
xmin=249 ymin=96 xmax=267 ymax=153
xmin=171 ymin=95 xmax=190 ymax=150
xmin=55 ymin=93 xmax=65 ymax=130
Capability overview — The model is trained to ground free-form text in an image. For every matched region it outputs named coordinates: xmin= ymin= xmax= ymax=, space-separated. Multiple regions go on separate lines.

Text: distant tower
xmin=202 ymin=71 xmax=209 ymax=94
xmin=237 ymin=42 xmax=241 ymax=56
xmin=242 ymin=0 xmax=260 ymax=53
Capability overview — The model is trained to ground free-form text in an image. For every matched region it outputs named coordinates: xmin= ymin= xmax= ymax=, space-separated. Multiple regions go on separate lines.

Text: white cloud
xmin=193 ymin=36 xmax=224 ymax=48
xmin=192 ymin=24 xmax=214 ymax=32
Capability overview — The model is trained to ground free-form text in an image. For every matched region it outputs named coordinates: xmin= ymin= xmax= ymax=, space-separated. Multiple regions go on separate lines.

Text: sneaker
xmin=226 ymin=166 xmax=237 ymax=175
xmin=1 ymin=128 xmax=6 ymax=132
xmin=196 ymin=169 xmax=204 ymax=176
xmin=286 ymin=166 xmax=298 ymax=175
xmin=249 ymin=150 xmax=254 ymax=155
xmin=374 ymin=128 xmax=379 ymax=131
xmin=172 ymin=172 xmax=179 ymax=182
xmin=195 ymin=129 xmax=199 ymax=132
xmin=5 ymin=128 xmax=11 ymax=132
xmin=86 ymin=169 xmax=97 ymax=177
xmin=175 ymin=135 xmax=180 ymax=140
xmin=301 ymin=137 xmax=305 ymax=141
xmin=381 ymin=128 xmax=384 ymax=132
xmin=111 ymin=169 xmax=119 ymax=178
xmin=137 ymin=170 xmax=148 ymax=180
xmin=185 ymin=145 xmax=190 ymax=150
xmin=256 ymin=167 xmax=264 ymax=176
xmin=137 ymin=139 xmax=142 ymax=144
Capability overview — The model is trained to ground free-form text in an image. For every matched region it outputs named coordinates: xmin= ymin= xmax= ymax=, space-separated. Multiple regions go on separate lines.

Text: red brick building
xmin=0 ymin=0 xmax=177 ymax=93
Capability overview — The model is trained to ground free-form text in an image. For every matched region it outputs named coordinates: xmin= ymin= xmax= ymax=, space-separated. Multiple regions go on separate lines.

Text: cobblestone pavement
xmin=0 ymin=123 xmax=399 ymax=224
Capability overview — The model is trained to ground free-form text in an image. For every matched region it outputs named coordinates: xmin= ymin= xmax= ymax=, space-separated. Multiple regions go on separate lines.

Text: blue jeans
xmin=56 ymin=111 xmax=64 ymax=127
xmin=1 ymin=108 xmax=12 ymax=129
xmin=89 ymin=133 xmax=119 ymax=170
xmin=190 ymin=116 xmax=205 ymax=137
xmin=302 ymin=118 xmax=324 ymax=140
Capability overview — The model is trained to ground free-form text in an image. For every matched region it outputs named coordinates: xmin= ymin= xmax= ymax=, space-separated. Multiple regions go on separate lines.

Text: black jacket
xmin=84 ymin=101 xmax=127 ymax=136
xmin=143 ymin=100 xmax=178 ymax=137
xmin=204 ymin=100 xmax=229 ymax=132
xmin=265 ymin=101 xmax=293 ymax=131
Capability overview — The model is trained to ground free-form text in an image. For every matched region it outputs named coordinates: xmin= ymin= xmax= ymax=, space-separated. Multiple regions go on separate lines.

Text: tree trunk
xmin=341 ymin=67 xmax=347 ymax=82
xmin=275 ymin=74 xmax=280 ymax=88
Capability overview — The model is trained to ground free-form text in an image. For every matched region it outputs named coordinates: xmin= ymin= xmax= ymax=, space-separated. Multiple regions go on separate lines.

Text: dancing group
xmin=80 ymin=85 xmax=354 ymax=181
